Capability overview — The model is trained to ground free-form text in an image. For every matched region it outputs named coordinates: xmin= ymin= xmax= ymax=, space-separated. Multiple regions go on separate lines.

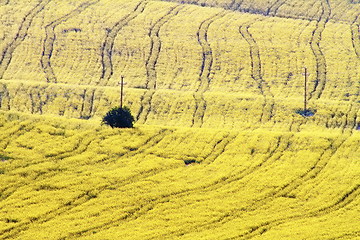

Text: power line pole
xmin=120 ymin=75 xmax=124 ymax=109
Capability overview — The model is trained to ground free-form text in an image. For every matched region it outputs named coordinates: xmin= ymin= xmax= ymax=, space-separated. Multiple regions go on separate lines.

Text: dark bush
xmin=296 ymin=109 xmax=316 ymax=117
xmin=102 ymin=106 xmax=134 ymax=128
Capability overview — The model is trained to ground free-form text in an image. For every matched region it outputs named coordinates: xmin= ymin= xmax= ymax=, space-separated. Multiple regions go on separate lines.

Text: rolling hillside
xmin=0 ymin=0 xmax=359 ymax=239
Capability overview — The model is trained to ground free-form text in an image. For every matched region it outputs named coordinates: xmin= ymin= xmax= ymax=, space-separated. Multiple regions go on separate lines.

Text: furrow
xmin=266 ymin=0 xmax=287 ymax=16
xmin=0 ymin=0 xmax=51 ymax=79
xmin=0 ymin=191 xmax=104 ymax=239
xmin=202 ymin=133 xmax=238 ymax=164
xmin=230 ymin=185 xmax=360 ymax=240
xmin=119 ymin=128 xmax=172 ymax=158
xmin=191 ymin=92 xmax=206 ymax=128
xmin=79 ymin=89 xmax=96 ymax=119
xmin=239 ymin=20 xmax=274 ymax=122
xmin=139 ymin=136 xmax=294 ymax=239
xmin=167 ymin=135 xmax=349 ymax=237
xmin=0 ymin=130 xmax=173 ymax=238
xmin=0 ymin=83 xmax=11 ymax=110
xmin=41 ymin=1 xmax=98 ymax=83
xmin=350 ymin=16 xmax=360 ymax=59
xmin=192 ymin=11 xmax=226 ymax=128
xmin=145 ymin=5 xmax=183 ymax=89
xmin=136 ymin=90 xmax=155 ymax=123
xmin=308 ymin=0 xmax=331 ymax=100
xmin=99 ymin=1 xmax=148 ymax=83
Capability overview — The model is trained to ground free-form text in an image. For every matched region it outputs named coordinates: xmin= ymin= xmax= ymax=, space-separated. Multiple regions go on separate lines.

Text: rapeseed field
xmin=0 ymin=0 xmax=359 ymax=239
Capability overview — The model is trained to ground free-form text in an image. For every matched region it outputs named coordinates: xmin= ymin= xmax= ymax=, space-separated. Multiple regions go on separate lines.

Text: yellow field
xmin=0 ymin=0 xmax=359 ymax=239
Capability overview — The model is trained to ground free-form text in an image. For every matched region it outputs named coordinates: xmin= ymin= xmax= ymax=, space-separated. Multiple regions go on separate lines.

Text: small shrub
xmin=102 ymin=106 xmax=134 ymax=128
xmin=296 ymin=109 xmax=316 ymax=117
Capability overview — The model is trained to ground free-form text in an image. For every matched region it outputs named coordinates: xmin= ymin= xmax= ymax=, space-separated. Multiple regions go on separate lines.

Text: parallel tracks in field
xmin=41 ymin=1 xmax=98 ymax=83
xmin=137 ymin=5 xmax=183 ymax=123
xmin=99 ymin=1 xmax=148 ymax=84
xmin=0 ymin=0 xmax=51 ymax=79
xmin=239 ymin=19 xmax=275 ymax=123
xmin=308 ymin=0 xmax=331 ymax=100
xmin=351 ymin=15 xmax=360 ymax=59
xmin=192 ymin=11 xmax=227 ymax=128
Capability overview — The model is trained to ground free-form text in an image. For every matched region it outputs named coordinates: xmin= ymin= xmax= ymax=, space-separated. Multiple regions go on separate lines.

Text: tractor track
xmin=0 ymin=0 xmax=51 ymax=79
xmin=137 ymin=6 xmax=183 ymax=123
xmin=0 ymin=129 xmax=176 ymax=239
xmin=99 ymin=1 xmax=148 ymax=83
xmin=202 ymin=132 xmax=238 ymax=164
xmin=136 ymin=90 xmax=155 ymax=123
xmin=308 ymin=0 xmax=331 ymax=100
xmin=41 ymin=1 xmax=98 ymax=83
xmin=79 ymin=89 xmax=96 ymax=119
xmin=83 ymin=135 xmax=292 ymax=240
xmin=239 ymin=20 xmax=275 ymax=123
xmin=163 ymin=135 xmax=349 ymax=237
xmin=227 ymin=185 xmax=360 ymax=240
xmin=145 ymin=5 xmax=184 ymax=89
xmin=266 ymin=0 xmax=287 ymax=16
xmin=192 ymin=11 xmax=227 ymax=128
xmin=0 ymin=83 xmax=10 ymax=110
xmin=350 ymin=16 xmax=360 ymax=59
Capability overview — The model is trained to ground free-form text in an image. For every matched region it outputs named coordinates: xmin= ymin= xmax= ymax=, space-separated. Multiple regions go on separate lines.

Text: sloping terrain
xmin=0 ymin=0 xmax=359 ymax=239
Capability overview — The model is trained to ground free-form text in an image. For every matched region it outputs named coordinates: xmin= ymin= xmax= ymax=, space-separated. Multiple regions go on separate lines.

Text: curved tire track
xmin=0 ymin=0 xmax=51 ymax=79
xmin=0 ymin=129 xmax=175 ymax=239
xmin=41 ymin=1 xmax=98 ymax=83
xmin=229 ymin=185 xmax=360 ymax=240
xmin=239 ymin=20 xmax=274 ymax=123
xmin=350 ymin=16 xmax=360 ymax=59
xmin=165 ymin=135 xmax=349 ymax=237
xmin=266 ymin=0 xmax=287 ymax=16
xmin=145 ymin=5 xmax=184 ymax=89
xmin=192 ymin=11 xmax=226 ymax=128
xmin=99 ymin=1 xmax=148 ymax=84
xmin=308 ymin=0 xmax=331 ymax=100
xmin=137 ymin=6 xmax=183 ymax=123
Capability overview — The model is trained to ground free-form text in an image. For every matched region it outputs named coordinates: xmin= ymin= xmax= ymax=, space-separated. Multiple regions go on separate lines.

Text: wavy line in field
xmin=229 ymin=185 xmax=360 ymax=240
xmin=136 ymin=90 xmax=155 ymax=123
xmin=191 ymin=11 xmax=226 ymax=128
xmin=350 ymin=16 xmax=360 ymax=59
xmin=136 ymin=6 xmax=184 ymax=123
xmin=0 ymin=129 xmax=175 ymax=238
xmin=308 ymin=0 xmax=331 ymax=100
xmin=145 ymin=5 xmax=183 ymax=89
xmin=239 ymin=20 xmax=274 ymax=122
xmin=203 ymin=132 xmax=238 ymax=164
xmin=0 ymin=0 xmax=51 ymax=79
xmin=78 ymin=89 xmax=96 ymax=119
xmin=165 ymin=135 xmax=349 ymax=237
xmin=40 ymin=1 xmax=97 ymax=83
xmin=0 ymin=190 xmax=104 ymax=239
xmin=207 ymin=136 xmax=350 ymax=240
xmin=99 ymin=1 xmax=147 ymax=84
xmin=266 ymin=0 xmax=287 ymax=16
xmin=87 ymin=135 xmax=291 ymax=239
xmin=0 ymin=83 xmax=10 ymax=111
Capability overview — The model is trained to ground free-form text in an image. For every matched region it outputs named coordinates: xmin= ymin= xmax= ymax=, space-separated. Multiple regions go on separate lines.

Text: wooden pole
xmin=304 ymin=67 xmax=307 ymax=112
xmin=120 ymin=75 xmax=124 ymax=109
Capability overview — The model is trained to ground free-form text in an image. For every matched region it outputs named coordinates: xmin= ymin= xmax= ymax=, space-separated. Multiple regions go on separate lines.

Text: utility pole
xmin=303 ymin=67 xmax=308 ymax=112
xmin=120 ymin=75 xmax=124 ymax=109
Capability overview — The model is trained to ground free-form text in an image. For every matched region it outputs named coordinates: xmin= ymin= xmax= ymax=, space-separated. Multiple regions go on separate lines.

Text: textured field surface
xmin=0 ymin=0 xmax=359 ymax=239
